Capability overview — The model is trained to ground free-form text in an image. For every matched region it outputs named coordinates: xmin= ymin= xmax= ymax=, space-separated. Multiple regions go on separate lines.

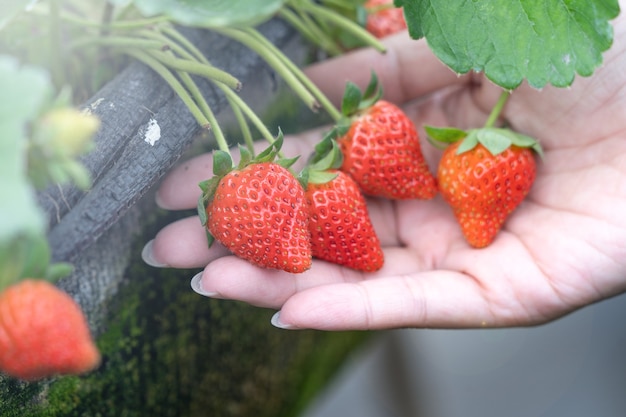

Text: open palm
xmin=147 ymin=12 xmax=626 ymax=330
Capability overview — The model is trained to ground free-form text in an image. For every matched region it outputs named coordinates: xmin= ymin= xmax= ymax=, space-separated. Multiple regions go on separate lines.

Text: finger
xmin=144 ymin=216 xmax=231 ymax=268
xmin=304 ymin=31 xmax=467 ymax=106
xmin=192 ymin=247 xmax=427 ymax=309
xmin=271 ymin=271 xmax=499 ymax=330
xmin=156 ymin=127 xmax=328 ymax=210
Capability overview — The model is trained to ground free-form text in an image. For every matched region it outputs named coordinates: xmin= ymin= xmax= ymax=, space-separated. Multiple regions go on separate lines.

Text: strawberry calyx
xmin=197 ymin=130 xmax=298 ymax=246
xmin=322 ymin=70 xmax=382 ymax=144
xmin=300 ymin=134 xmax=344 ymax=188
xmin=425 ymin=125 xmax=544 ymax=157
xmin=340 ymin=70 xmax=383 ymax=118
xmin=426 ymin=89 xmax=543 ymax=157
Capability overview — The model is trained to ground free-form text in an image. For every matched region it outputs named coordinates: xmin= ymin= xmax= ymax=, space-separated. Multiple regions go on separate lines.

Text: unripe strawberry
xmin=39 ymin=108 xmax=99 ymax=157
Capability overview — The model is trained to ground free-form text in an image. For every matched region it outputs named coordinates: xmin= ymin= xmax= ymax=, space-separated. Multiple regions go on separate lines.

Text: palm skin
xmin=147 ymin=9 xmax=626 ymax=330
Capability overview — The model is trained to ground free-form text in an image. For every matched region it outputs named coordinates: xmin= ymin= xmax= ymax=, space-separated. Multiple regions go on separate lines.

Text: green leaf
xmin=474 ymin=128 xmax=513 ymax=155
xmin=197 ymin=194 xmax=208 ymax=226
xmin=0 ymin=56 xmax=50 ymax=245
xmin=455 ymin=131 xmax=480 ymax=155
xmin=212 ymin=150 xmax=233 ymax=176
xmin=131 ymin=0 xmax=286 ymax=28
xmin=424 ymin=125 xmax=467 ymax=143
xmin=396 ymin=0 xmax=620 ymax=89
xmin=237 ymin=144 xmax=253 ymax=168
xmin=308 ymin=170 xmax=339 ymax=185
xmin=341 ymin=81 xmax=363 ymax=116
xmin=275 ymin=155 xmax=300 ymax=169
xmin=362 ymin=71 xmax=380 ymax=100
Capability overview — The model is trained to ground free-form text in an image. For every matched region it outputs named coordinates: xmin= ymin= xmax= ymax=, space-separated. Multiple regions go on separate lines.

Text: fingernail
xmin=141 ymin=240 xmax=169 ymax=268
xmin=270 ymin=311 xmax=298 ymax=330
xmin=155 ymin=191 xmax=168 ymax=209
xmin=190 ymin=272 xmax=220 ymax=298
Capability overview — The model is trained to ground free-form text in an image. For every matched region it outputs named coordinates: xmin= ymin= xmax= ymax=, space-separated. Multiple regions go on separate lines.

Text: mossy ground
xmin=0 ymin=207 xmax=369 ymax=417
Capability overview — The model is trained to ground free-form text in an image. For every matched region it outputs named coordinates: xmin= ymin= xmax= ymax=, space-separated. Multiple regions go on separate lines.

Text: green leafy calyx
xmin=300 ymin=135 xmax=344 ymax=188
xmin=426 ymin=125 xmax=543 ymax=157
xmin=340 ymin=70 xmax=383 ymax=118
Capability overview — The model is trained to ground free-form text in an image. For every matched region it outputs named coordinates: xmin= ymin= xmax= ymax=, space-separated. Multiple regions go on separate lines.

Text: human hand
xmin=143 ymin=12 xmax=626 ymax=330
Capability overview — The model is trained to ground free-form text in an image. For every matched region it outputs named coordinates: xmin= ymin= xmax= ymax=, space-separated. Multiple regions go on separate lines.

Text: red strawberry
xmin=429 ymin=126 xmax=542 ymax=248
xmin=365 ymin=0 xmax=407 ymax=38
xmin=306 ymin=169 xmax=384 ymax=272
xmin=335 ymin=73 xmax=437 ymax=200
xmin=0 ymin=279 xmax=100 ymax=381
xmin=198 ymin=136 xmax=312 ymax=273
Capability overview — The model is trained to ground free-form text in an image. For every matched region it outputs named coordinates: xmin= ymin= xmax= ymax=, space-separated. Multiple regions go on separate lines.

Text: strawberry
xmin=0 ymin=279 xmax=100 ymax=381
xmin=428 ymin=125 xmax=542 ymax=248
xmin=334 ymin=73 xmax=437 ymax=200
xmin=198 ymin=135 xmax=312 ymax=273
xmin=303 ymin=138 xmax=384 ymax=271
xmin=364 ymin=0 xmax=407 ymax=38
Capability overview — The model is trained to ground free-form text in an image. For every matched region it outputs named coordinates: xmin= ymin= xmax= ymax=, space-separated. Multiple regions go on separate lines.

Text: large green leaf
xmin=0 ymin=56 xmax=50 ymax=243
xmin=130 ymin=0 xmax=286 ymax=27
xmin=395 ymin=0 xmax=620 ymax=89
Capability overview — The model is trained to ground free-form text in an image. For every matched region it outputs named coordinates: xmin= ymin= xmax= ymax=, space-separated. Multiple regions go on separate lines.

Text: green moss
xmin=0 ymin=208 xmax=369 ymax=416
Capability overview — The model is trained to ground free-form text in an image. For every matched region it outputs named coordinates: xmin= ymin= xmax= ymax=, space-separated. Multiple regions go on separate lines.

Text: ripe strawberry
xmin=0 ymin=279 xmax=100 ymax=381
xmin=365 ymin=0 xmax=407 ymax=38
xmin=334 ymin=73 xmax=437 ymax=200
xmin=430 ymin=126 xmax=542 ymax=248
xmin=306 ymin=169 xmax=384 ymax=272
xmin=198 ymin=136 xmax=312 ymax=273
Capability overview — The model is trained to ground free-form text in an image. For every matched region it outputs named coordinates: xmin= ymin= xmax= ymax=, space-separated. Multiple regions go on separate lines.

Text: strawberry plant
xmin=0 ymin=0 xmax=621 ymax=383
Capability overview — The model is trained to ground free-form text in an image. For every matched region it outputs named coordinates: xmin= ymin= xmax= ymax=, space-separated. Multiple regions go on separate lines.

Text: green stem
xmin=146 ymin=49 xmax=241 ymax=90
xmin=484 ymin=90 xmax=510 ymax=128
xmin=123 ymin=49 xmax=211 ymax=131
xmin=221 ymin=87 xmax=276 ymax=145
xmin=157 ymin=27 xmax=279 ymax=152
xmin=277 ymin=7 xmax=343 ymax=56
xmin=48 ymin=0 xmax=65 ymax=87
xmin=242 ymin=27 xmax=343 ymax=122
xmin=213 ymin=26 xmax=320 ymax=112
xmin=160 ymin=25 xmax=211 ymax=65
xmin=176 ymin=69 xmax=230 ymax=153
xmin=293 ymin=0 xmax=387 ymax=53
xmin=70 ymin=36 xmax=166 ymax=51
xmin=72 ymin=33 xmax=241 ymax=91
xmin=226 ymin=94 xmax=255 ymax=153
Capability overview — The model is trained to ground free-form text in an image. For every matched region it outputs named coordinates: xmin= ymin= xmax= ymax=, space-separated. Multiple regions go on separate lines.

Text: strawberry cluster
xmin=198 ymin=74 xmax=541 ymax=273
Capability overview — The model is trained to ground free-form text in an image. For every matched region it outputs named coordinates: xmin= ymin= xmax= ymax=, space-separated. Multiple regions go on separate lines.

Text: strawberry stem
xmin=214 ymin=26 xmax=343 ymax=123
xmin=122 ymin=49 xmax=212 ymax=130
xmin=175 ymin=69 xmax=230 ymax=153
xmin=152 ymin=27 xmax=278 ymax=153
xmin=241 ymin=27 xmax=344 ymax=122
xmin=484 ymin=90 xmax=511 ymax=128
xmin=214 ymin=27 xmax=320 ymax=111
xmin=277 ymin=8 xmax=344 ymax=56
xmin=293 ymin=0 xmax=387 ymax=54
xmin=226 ymin=94 xmax=255 ymax=153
